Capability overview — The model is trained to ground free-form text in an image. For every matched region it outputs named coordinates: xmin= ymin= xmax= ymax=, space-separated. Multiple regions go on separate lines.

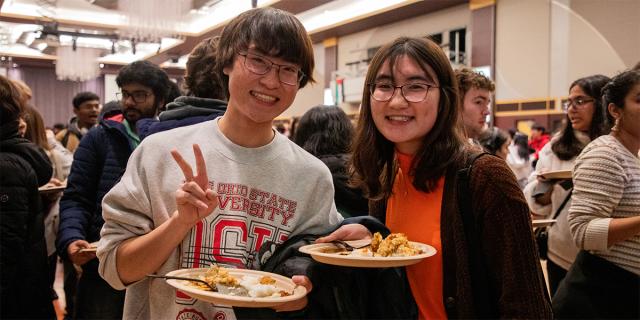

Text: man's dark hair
xmin=531 ymin=124 xmax=546 ymax=132
xmin=184 ymin=37 xmax=225 ymax=100
xmin=215 ymin=7 xmax=315 ymax=98
xmin=115 ymin=60 xmax=173 ymax=106
xmin=72 ymin=91 xmax=99 ymax=109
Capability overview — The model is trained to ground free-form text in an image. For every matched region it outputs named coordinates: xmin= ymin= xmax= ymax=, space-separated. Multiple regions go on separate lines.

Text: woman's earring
xmin=611 ymin=118 xmax=620 ymax=132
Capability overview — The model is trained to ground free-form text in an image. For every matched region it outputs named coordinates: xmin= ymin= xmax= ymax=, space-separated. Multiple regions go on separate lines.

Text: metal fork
xmin=332 ymin=239 xmax=371 ymax=251
xmin=146 ymin=274 xmax=217 ymax=291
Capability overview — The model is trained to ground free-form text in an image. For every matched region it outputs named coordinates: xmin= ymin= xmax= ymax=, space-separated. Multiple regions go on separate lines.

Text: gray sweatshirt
xmin=98 ymin=118 xmax=343 ymax=319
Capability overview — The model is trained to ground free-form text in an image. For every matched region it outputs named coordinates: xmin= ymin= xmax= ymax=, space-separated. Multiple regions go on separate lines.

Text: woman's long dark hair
xmin=293 ymin=105 xmax=353 ymax=156
xmin=350 ymin=37 xmax=466 ymax=199
xmin=551 ymin=75 xmax=610 ymax=160
xmin=513 ymin=133 xmax=530 ymax=161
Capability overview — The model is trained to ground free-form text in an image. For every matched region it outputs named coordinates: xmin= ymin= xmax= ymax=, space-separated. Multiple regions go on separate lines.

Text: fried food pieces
xmin=370 ymin=232 xmax=423 ymax=257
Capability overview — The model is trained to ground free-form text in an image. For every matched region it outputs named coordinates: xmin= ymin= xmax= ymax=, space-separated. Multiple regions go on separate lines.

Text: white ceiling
xmin=0 ymin=0 xmax=464 ymax=68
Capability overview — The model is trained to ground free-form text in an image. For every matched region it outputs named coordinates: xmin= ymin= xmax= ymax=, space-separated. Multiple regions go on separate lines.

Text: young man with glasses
xmin=56 ymin=91 xmax=100 ymax=153
xmin=57 ymin=60 xmax=173 ymax=319
xmin=98 ymin=8 xmax=342 ymax=320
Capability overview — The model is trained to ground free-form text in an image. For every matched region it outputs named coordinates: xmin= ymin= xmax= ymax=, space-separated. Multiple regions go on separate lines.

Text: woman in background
xmin=0 ymin=75 xmax=54 ymax=319
xmin=294 ymin=105 xmax=368 ymax=217
xmin=554 ymin=70 xmax=640 ymax=318
xmin=507 ymin=132 xmax=532 ymax=188
xmin=21 ymin=104 xmax=73 ymax=298
xmin=478 ymin=126 xmax=510 ymax=160
xmin=523 ymin=74 xmax=610 ymax=295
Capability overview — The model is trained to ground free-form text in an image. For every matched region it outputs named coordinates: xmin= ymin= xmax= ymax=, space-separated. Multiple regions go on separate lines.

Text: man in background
xmin=56 ymin=92 xmax=100 ymax=153
xmin=455 ymin=67 xmax=495 ymax=141
xmin=57 ymin=60 xmax=173 ymax=319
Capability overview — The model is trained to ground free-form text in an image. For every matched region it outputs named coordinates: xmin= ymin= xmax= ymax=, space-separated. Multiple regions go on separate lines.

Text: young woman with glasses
xmin=319 ymin=37 xmax=552 ymax=318
xmin=523 ymin=74 xmax=610 ymax=296
xmin=554 ymin=70 xmax=640 ymax=318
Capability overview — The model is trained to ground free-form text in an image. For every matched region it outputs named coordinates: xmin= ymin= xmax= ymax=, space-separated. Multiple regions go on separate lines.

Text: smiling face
xmin=567 ymin=85 xmax=595 ymax=132
xmin=370 ymin=55 xmax=440 ymax=155
xmin=461 ymin=87 xmax=491 ymax=139
xmin=223 ymin=46 xmax=300 ymax=128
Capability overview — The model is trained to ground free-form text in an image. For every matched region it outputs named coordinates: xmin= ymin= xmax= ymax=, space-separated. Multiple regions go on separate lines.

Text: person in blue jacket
xmin=56 ymin=60 xmax=174 ymax=319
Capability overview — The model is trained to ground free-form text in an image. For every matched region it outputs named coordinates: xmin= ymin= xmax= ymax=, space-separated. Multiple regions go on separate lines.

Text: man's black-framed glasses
xmin=116 ymin=90 xmax=152 ymax=104
xmin=563 ymin=96 xmax=594 ymax=112
xmin=238 ymin=52 xmax=305 ymax=86
xmin=369 ymin=82 xmax=439 ymax=103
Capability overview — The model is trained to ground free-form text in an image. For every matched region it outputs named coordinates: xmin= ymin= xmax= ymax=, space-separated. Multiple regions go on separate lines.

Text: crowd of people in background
xmin=1 ymin=6 xmax=639 ymax=320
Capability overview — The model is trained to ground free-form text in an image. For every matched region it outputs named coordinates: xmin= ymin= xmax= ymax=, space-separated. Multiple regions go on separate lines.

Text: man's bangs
xmin=248 ymin=21 xmax=307 ymax=66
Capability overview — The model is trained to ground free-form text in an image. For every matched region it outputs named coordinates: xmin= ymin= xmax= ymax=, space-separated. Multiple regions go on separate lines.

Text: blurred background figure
xmin=455 ymin=67 xmax=495 ymax=141
xmin=507 ymin=132 xmax=532 ymax=189
xmin=523 ymin=74 xmax=610 ymax=296
xmin=528 ymin=124 xmax=550 ymax=167
xmin=20 ymin=104 xmax=73 ymax=307
xmin=98 ymin=100 xmax=122 ymax=122
xmin=1 ymin=75 xmax=55 ymax=319
xmin=478 ymin=126 xmax=510 ymax=160
xmin=554 ymin=69 xmax=640 ymax=318
xmin=56 ymin=92 xmax=101 ymax=153
xmin=294 ymin=105 xmax=368 ymax=217
xmin=52 ymin=123 xmax=67 ymax=135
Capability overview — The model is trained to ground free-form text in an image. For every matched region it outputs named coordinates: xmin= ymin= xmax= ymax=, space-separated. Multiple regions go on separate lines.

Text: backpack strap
xmin=457 ymin=151 xmax=497 ymax=317
xmin=61 ymin=130 xmax=71 ymax=148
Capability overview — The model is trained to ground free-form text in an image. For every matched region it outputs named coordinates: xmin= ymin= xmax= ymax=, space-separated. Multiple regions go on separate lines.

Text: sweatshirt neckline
xmin=210 ymin=117 xmax=283 ymax=164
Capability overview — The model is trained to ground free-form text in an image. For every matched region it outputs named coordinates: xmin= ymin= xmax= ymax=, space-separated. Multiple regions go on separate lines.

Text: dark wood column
xmin=323 ymin=37 xmax=337 ymax=90
xmin=470 ymin=0 xmax=496 ymax=71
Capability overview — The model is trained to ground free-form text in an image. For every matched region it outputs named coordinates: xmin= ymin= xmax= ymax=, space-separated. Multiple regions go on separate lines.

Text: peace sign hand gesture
xmin=171 ymin=144 xmax=218 ymax=228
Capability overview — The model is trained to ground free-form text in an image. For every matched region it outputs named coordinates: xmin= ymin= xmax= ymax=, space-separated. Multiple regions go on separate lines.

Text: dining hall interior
xmin=1 ymin=0 xmax=639 ymax=319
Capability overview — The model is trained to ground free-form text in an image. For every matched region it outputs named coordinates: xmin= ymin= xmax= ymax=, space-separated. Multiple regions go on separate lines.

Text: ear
xmin=223 ymin=64 xmax=232 ymax=75
xmin=72 ymin=108 xmax=79 ymax=116
xmin=607 ymin=102 xmax=621 ymax=120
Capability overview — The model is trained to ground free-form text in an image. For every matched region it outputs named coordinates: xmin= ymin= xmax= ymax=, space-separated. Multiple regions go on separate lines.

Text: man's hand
xmin=273 ymin=275 xmax=312 ymax=312
xmin=171 ymin=144 xmax=218 ymax=228
xmin=316 ymin=224 xmax=372 ymax=243
xmin=67 ymin=239 xmax=96 ymax=266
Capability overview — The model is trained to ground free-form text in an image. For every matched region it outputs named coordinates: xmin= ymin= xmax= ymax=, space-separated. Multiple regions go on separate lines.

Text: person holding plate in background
xmin=554 ymin=70 xmax=640 ymax=318
xmin=523 ymin=74 xmax=610 ymax=296
xmin=318 ymin=37 xmax=552 ymax=318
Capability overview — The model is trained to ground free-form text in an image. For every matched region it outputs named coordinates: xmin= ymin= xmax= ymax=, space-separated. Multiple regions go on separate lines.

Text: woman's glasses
xmin=563 ymin=96 xmax=594 ymax=112
xmin=238 ymin=52 xmax=305 ymax=86
xmin=369 ymin=82 xmax=439 ymax=103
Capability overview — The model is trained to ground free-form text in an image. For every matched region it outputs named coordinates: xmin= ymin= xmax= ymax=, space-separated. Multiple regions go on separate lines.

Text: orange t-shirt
xmin=386 ymin=151 xmax=446 ymax=320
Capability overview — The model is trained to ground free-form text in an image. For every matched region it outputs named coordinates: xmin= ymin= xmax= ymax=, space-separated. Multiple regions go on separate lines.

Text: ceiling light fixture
xmin=118 ymin=0 xmax=190 ymax=44
xmin=56 ymin=46 xmax=102 ymax=81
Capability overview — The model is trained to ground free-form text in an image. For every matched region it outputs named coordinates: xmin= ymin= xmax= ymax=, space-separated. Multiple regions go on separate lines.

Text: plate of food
xmin=299 ymin=232 xmax=436 ymax=268
xmin=161 ymin=265 xmax=307 ymax=308
xmin=538 ymin=170 xmax=572 ymax=180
